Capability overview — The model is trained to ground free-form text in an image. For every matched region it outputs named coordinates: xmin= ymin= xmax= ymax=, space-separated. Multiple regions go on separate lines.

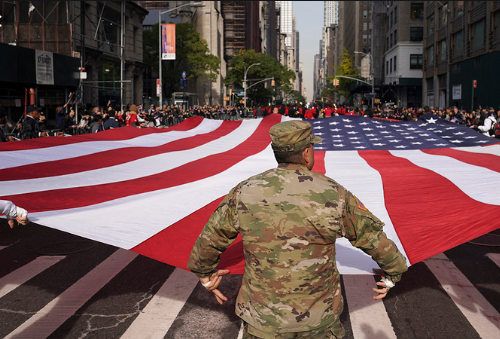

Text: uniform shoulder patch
xmin=354 ymin=195 xmax=367 ymax=211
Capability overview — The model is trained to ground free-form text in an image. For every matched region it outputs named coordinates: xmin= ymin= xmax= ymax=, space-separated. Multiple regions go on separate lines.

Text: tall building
xmin=423 ymin=1 xmax=500 ymax=110
xmin=0 ymin=1 xmax=147 ymax=122
xmin=322 ymin=1 xmax=339 ymax=62
xmin=383 ymin=1 xmax=424 ymax=108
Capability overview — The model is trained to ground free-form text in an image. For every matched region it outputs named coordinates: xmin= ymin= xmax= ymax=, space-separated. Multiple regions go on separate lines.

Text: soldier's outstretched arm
xmin=340 ymin=190 xmax=408 ymax=297
xmin=188 ymin=186 xmax=241 ymax=304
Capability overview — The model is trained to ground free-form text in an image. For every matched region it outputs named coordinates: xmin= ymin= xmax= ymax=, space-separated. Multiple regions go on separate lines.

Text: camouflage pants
xmin=242 ymin=321 xmax=344 ymax=339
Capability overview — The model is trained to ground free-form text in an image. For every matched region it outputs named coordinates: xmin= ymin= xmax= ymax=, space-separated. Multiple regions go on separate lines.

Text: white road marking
xmin=425 ymin=253 xmax=500 ymax=339
xmin=0 ymin=245 xmax=9 ymax=251
xmin=120 ymin=268 xmax=199 ymax=339
xmin=0 ymin=256 xmax=65 ymax=298
xmin=4 ymin=249 xmax=137 ymax=339
xmin=486 ymin=253 xmax=500 ymax=268
xmin=342 ymin=275 xmax=397 ymax=339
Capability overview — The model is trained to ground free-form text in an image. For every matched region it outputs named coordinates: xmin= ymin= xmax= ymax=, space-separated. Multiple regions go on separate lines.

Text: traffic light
xmin=271 ymin=79 xmax=276 ymax=87
xmin=333 ymin=78 xmax=339 ymax=86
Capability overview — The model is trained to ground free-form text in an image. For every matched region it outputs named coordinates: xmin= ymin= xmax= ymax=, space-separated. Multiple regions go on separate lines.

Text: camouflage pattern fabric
xmin=187 ymin=163 xmax=408 ymax=336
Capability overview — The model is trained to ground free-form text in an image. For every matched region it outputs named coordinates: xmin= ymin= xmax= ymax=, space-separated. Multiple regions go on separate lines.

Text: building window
xmin=363 ymin=22 xmax=368 ymax=31
xmin=390 ymin=33 xmax=393 ymax=48
xmin=494 ymin=11 xmax=500 ymax=41
xmin=410 ymin=27 xmax=423 ymax=42
xmin=471 ymin=19 xmax=485 ymax=49
xmin=394 ymin=7 xmax=397 ymax=24
xmin=410 ymin=54 xmax=423 ymax=69
xmin=394 ymin=56 xmax=397 ymax=72
xmin=363 ymin=34 xmax=368 ymax=43
xmin=363 ymin=10 xmax=368 ymax=18
xmin=452 ymin=30 xmax=463 ymax=55
xmin=454 ymin=1 xmax=464 ymax=18
xmin=369 ymin=22 xmax=372 ymax=30
xmin=386 ymin=36 xmax=389 ymax=50
xmin=439 ymin=40 xmax=447 ymax=61
xmin=390 ymin=58 xmax=393 ymax=73
xmin=368 ymin=34 xmax=371 ymax=43
xmin=390 ymin=12 xmax=393 ymax=28
xmin=394 ymin=30 xmax=397 ymax=44
xmin=386 ymin=60 xmax=389 ymax=75
xmin=427 ymin=14 xmax=435 ymax=35
xmin=411 ymin=3 xmax=424 ymax=19
xmin=427 ymin=45 xmax=434 ymax=65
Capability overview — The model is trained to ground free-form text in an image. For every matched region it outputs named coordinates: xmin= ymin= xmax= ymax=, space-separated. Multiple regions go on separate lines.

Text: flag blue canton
xmin=307 ymin=114 xmax=499 ymax=151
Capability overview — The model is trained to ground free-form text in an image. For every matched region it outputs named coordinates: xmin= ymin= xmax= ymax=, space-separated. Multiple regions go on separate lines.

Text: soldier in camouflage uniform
xmin=187 ymin=120 xmax=408 ymax=339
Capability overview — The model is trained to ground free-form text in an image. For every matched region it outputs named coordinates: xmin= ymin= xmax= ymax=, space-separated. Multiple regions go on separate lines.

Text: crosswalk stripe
xmin=342 ymin=275 xmax=397 ymax=339
xmin=486 ymin=253 xmax=500 ymax=269
xmin=4 ymin=249 xmax=137 ymax=339
xmin=120 ymin=268 xmax=199 ymax=339
xmin=424 ymin=253 xmax=500 ymax=339
xmin=0 ymin=245 xmax=8 ymax=251
xmin=0 ymin=256 xmax=65 ymax=298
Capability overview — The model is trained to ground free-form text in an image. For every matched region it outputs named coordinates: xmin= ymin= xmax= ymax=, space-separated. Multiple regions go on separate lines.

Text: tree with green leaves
xmin=321 ymin=48 xmax=361 ymax=101
xmin=225 ymin=50 xmax=296 ymax=104
xmin=143 ymin=22 xmax=220 ymax=100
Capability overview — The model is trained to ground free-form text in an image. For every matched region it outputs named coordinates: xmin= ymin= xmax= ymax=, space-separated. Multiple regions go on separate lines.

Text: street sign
xmin=182 ymin=71 xmax=186 ymax=79
xmin=365 ymin=94 xmax=375 ymax=98
xmin=473 ymin=80 xmax=477 ymax=88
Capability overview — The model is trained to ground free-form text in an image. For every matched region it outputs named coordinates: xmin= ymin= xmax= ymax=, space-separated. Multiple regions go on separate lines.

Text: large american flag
xmin=1 ymin=114 xmax=499 ymax=275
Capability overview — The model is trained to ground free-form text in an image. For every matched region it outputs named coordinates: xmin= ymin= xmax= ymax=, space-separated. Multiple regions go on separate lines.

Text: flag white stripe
xmin=389 ymin=149 xmax=500 ymax=206
xmin=324 ymin=151 xmax=409 ymax=274
xmin=28 ymin=144 xmax=278 ymax=250
xmin=424 ymin=253 xmax=500 ymax=339
xmin=28 ymin=116 xmax=288 ymax=250
xmin=486 ymin=253 xmax=500 ymax=269
xmin=120 ymin=268 xmax=199 ymax=339
xmin=343 ymin=275 xmax=397 ymax=339
xmin=453 ymin=144 xmax=500 ymax=156
xmin=1 ymin=119 xmax=262 ymax=196
xmin=0 ymin=256 xmax=65 ymax=298
xmin=4 ymin=249 xmax=137 ymax=339
xmin=0 ymin=119 xmax=223 ymax=170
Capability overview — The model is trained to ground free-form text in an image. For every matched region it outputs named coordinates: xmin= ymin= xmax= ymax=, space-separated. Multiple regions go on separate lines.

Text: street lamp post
xmin=354 ymin=51 xmax=374 ymax=109
xmin=158 ymin=2 xmax=204 ymax=108
xmin=243 ymin=63 xmax=260 ymax=108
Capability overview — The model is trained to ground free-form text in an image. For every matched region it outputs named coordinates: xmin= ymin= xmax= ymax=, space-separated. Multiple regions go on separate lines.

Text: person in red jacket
xmin=304 ymin=108 xmax=315 ymax=119
xmin=125 ymin=104 xmax=139 ymax=127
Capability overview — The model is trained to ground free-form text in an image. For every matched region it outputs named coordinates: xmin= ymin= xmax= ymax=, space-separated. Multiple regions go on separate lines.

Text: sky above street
xmin=294 ymin=1 xmax=324 ymax=102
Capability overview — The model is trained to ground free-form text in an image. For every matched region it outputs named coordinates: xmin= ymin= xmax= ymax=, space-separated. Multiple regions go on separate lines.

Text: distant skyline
xmin=294 ymin=1 xmax=324 ymax=102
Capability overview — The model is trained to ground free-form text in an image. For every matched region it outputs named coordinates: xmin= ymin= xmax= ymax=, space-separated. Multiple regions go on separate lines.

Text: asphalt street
xmin=1 ymin=219 xmax=499 ymax=339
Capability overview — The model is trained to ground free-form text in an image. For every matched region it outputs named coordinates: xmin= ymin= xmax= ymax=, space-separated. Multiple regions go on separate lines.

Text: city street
xmin=1 ymin=218 xmax=499 ymax=339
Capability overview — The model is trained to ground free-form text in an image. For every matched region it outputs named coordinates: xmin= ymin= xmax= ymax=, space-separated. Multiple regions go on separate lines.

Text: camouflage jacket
xmin=187 ymin=163 xmax=408 ymax=334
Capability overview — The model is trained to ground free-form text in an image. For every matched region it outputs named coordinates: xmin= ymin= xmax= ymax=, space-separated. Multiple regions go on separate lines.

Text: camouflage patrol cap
xmin=270 ymin=120 xmax=322 ymax=152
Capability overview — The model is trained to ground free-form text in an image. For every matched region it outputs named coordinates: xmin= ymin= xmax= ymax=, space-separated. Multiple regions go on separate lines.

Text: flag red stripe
xmin=359 ymin=150 xmax=500 ymax=264
xmin=422 ymin=148 xmax=500 ymax=173
xmin=0 ymin=117 xmax=204 ymax=152
xmin=1 ymin=115 xmax=281 ymax=213
xmin=0 ymin=121 xmax=239 ymax=181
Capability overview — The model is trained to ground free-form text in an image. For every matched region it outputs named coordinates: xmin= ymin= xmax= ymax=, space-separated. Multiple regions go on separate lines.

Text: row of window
xmin=425 ymin=10 xmax=500 ymax=64
xmin=385 ymin=54 xmax=423 ymax=76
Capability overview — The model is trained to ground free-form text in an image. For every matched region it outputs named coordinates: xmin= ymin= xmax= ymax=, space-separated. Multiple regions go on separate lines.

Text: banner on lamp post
xmin=161 ymin=24 xmax=176 ymax=60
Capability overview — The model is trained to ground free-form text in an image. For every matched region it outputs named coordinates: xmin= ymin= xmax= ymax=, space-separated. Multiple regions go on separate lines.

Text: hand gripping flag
xmin=1 ymin=113 xmax=499 ymax=275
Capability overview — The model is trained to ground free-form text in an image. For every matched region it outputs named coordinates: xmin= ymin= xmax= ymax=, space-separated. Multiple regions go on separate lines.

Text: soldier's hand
xmin=199 ymin=269 xmax=230 ymax=305
xmin=372 ymin=269 xmax=393 ymax=300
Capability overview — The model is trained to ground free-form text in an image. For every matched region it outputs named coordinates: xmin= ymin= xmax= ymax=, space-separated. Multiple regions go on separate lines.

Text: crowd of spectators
xmin=1 ymin=101 xmax=500 ymax=142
